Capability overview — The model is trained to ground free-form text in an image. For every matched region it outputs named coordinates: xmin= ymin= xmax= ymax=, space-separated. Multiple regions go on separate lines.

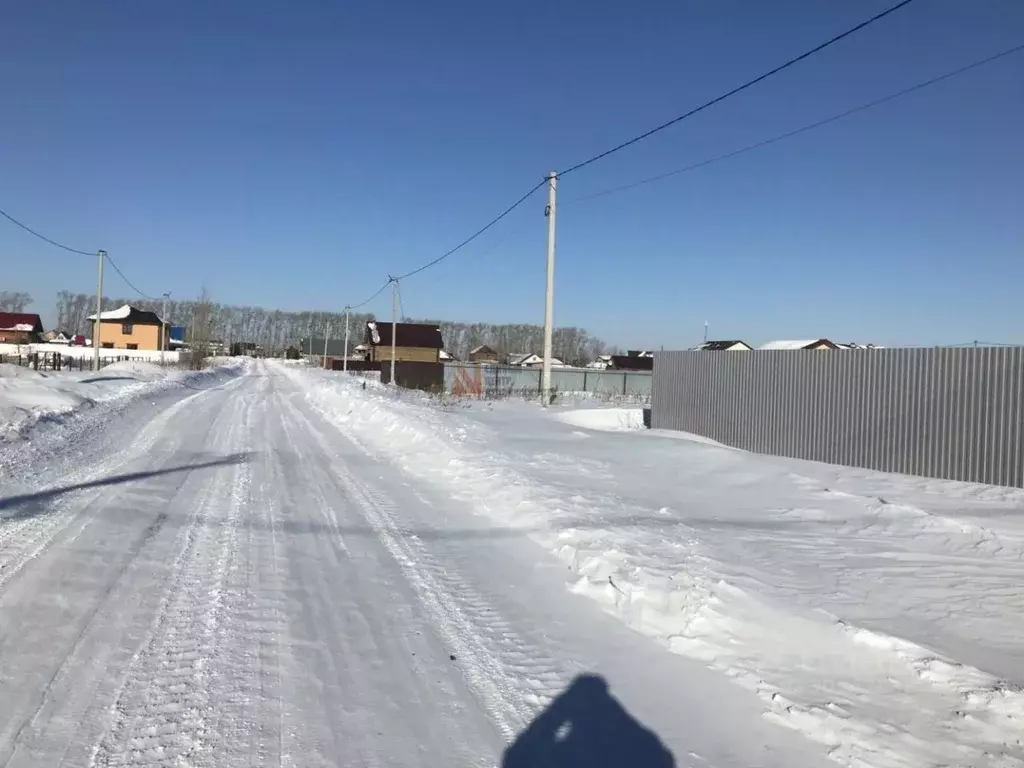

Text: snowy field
xmin=0 ymin=360 xmax=1020 ymax=768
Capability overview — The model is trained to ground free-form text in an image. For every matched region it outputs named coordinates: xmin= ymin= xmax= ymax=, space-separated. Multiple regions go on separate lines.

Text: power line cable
xmin=347 ymin=280 xmax=392 ymax=311
xmin=392 ymin=180 xmax=546 ymax=281
xmin=558 ymin=0 xmax=920 ymax=178
xmin=105 ymin=254 xmax=158 ymax=301
xmin=565 ymin=42 xmax=1024 ymax=204
xmin=1 ymin=204 xmax=160 ymax=301
xmin=0 ymin=206 xmax=95 ymax=256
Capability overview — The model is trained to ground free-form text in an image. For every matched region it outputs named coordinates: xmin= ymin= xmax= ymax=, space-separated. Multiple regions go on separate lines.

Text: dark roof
xmin=0 ymin=312 xmax=43 ymax=332
xmin=609 ymin=354 xmax=653 ymax=371
xmin=365 ymin=322 xmax=443 ymax=349
xmin=100 ymin=307 xmax=163 ymax=325
xmin=299 ymin=338 xmax=351 ymax=357
xmin=697 ymin=340 xmax=749 ymax=351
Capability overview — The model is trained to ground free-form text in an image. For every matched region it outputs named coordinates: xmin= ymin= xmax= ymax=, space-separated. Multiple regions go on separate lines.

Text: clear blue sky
xmin=2 ymin=0 xmax=1022 ymax=349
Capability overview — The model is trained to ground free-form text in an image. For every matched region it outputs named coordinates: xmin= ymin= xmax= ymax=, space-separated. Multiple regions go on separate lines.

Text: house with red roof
xmin=0 ymin=312 xmax=44 ymax=345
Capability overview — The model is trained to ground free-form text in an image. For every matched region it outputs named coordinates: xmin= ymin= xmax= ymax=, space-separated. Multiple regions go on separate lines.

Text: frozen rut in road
xmin=0 ymin=362 xmax=835 ymax=768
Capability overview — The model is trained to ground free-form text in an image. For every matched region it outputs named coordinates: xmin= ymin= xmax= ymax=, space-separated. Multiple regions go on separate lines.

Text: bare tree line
xmin=407 ymin=318 xmax=614 ymax=365
xmin=0 ymin=291 xmax=33 ymax=312
xmin=49 ymin=290 xmax=613 ymax=363
xmin=53 ymin=290 xmax=374 ymax=354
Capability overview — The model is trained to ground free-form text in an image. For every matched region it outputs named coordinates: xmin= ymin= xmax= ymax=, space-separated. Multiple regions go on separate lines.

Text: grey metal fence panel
xmin=554 ymin=368 xmax=587 ymax=393
xmin=443 ymin=362 xmax=651 ymax=398
xmin=651 ymin=348 xmax=1024 ymax=488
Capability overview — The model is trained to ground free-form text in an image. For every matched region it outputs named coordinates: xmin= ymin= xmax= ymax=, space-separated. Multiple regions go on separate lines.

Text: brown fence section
xmin=330 ymin=359 xmax=379 ymax=373
xmin=380 ymin=361 xmax=445 ymax=392
xmin=652 ymin=348 xmax=1024 ymax=487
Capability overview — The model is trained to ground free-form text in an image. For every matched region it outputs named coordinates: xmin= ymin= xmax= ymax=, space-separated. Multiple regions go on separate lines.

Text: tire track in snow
xmin=276 ymin=385 xmax=567 ymax=741
xmin=0 ymin=377 xmax=247 ymax=596
xmin=89 ymin=388 xmax=257 ymax=768
xmin=0 ymin=378 xmax=255 ymax=768
xmin=266 ymin=386 xmax=499 ymax=766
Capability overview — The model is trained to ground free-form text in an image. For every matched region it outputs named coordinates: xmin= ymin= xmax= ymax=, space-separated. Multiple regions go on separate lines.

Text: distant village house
xmin=695 ymin=340 xmax=752 ymax=351
xmin=468 ymin=345 xmax=500 ymax=364
xmin=364 ymin=321 xmax=444 ymax=364
xmin=759 ymin=339 xmax=840 ymax=351
xmin=0 ymin=312 xmax=44 ymax=344
xmin=507 ymin=353 xmax=565 ymax=368
xmin=87 ymin=304 xmax=168 ymax=351
xmin=608 ymin=350 xmax=654 ymax=371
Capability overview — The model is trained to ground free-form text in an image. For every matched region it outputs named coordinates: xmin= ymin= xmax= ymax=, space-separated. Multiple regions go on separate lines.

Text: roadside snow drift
xmin=552 ymin=406 xmax=646 ymax=431
xmin=0 ymin=361 xmax=243 ymax=443
xmin=280 ymin=363 xmax=1024 ymax=768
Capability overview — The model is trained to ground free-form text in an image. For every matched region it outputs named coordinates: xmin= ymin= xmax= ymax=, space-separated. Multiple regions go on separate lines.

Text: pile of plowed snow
xmin=0 ymin=361 xmax=244 ymax=440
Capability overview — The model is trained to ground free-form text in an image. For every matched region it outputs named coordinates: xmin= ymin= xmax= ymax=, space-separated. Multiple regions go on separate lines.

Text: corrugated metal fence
xmin=444 ymin=363 xmax=652 ymax=398
xmin=652 ymin=348 xmax=1024 ymax=487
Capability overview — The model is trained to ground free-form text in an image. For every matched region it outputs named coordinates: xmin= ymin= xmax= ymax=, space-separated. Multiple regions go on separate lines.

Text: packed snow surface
xmin=287 ymin=365 xmax=1024 ymax=768
xmin=1 ymin=360 xmax=1021 ymax=768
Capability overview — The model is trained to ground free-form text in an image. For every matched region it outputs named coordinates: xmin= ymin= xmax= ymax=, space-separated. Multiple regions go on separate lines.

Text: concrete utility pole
xmin=541 ymin=171 xmax=557 ymax=403
xmin=390 ymin=278 xmax=398 ymax=385
xmin=160 ymin=292 xmax=170 ymax=365
xmin=343 ymin=306 xmax=351 ymax=373
xmin=323 ymin=321 xmax=331 ymax=369
xmin=93 ymin=250 xmax=105 ymax=372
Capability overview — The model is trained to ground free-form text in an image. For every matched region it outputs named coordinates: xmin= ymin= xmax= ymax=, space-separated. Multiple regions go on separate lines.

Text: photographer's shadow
xmin=503 ymin=674 xmax=675 ymax=768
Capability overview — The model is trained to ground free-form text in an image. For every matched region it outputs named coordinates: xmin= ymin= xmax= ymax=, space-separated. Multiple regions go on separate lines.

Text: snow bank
xmin=552 ymin=407 xmax=645 ymax=431
xmin=92 ymin=360 xmax=168 ymax=380
xmin=0 ymin=360 xmax=244 ymax=442
xmin=279 ymin=363 xmax=1024 ymax=768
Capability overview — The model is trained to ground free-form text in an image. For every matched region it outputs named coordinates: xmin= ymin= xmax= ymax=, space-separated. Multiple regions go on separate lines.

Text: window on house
xmin=102 ymin=342 xmax=114 ymax=349
xmin=126 ymin=343 xmax=138 ymax=350
xmin=122 ymin=323 xmax=133 ymax=335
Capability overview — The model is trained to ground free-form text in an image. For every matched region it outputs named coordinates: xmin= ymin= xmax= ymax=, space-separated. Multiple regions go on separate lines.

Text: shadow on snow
xmin=503 ymin=674 xmax=674 ymax=768
xmin=0 ymin=452 xmax=254 ymax=520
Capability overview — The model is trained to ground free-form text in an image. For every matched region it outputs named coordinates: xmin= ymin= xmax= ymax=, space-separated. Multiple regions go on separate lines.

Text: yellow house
xmin=87 ymin=304 xmax=168 ymax=351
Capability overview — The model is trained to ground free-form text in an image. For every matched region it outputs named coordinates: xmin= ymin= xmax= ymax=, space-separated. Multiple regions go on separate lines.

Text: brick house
xmin=87 ymin=304 xmax=168 ymax=351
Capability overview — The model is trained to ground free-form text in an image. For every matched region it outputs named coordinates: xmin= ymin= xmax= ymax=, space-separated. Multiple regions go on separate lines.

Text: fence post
xmin=584 ymin=369 xmax=588 ymax=392
xmin=623 ymin=372 xmax=627 ymax=396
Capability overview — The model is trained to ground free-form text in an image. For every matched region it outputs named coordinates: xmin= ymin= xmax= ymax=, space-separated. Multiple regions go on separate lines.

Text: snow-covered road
xmin=0 ymin=363 xmax=831 ymax=768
